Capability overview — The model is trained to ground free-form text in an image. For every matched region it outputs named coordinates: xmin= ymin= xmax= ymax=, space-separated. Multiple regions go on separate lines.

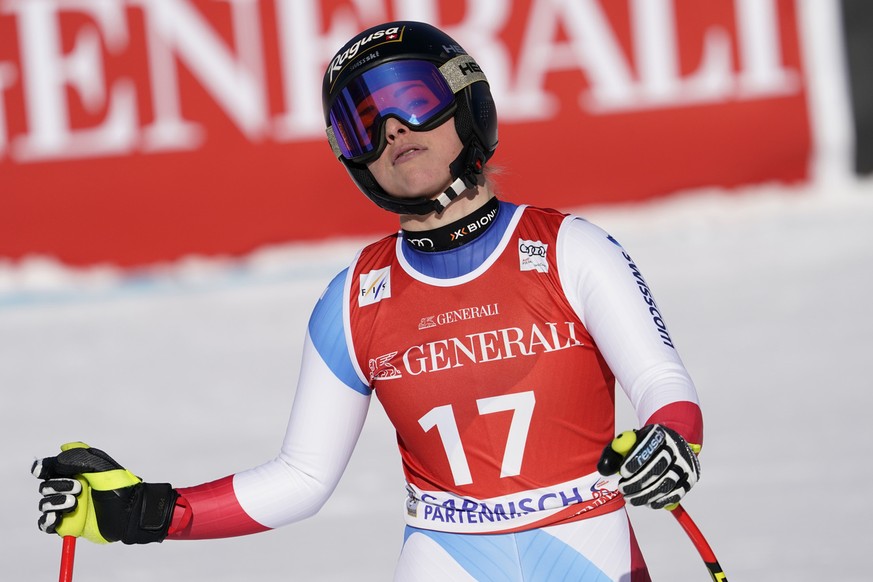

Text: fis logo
xmin=359 ymin=266 xmax=391 ymax=306
xmin=518 ymin=239 xmax=548 ymax=273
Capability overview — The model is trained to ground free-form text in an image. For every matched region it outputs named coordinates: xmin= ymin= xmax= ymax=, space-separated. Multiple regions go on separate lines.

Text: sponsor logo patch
xmin=359 ymin=266 xmax=391 ymax=306
xmin=328 ymin=26 xmax=402 ymax=85
xmin=402 ymin=320 xmax=583 ymax=376
xmin=406 ymin=236 xmax=435 ymax=250
xmin=418 ymin=303 xmax=500 ymax=330
xmin=518 ymin=239 xmax=548 ymax=272
xmin=369 ymin=352 xmax=402 ymax=381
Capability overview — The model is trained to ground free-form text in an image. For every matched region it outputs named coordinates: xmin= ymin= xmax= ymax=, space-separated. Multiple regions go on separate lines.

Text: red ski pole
xmin=59 ymin=536 xmax=76 ymax=582
xmin=598 ymin=431 xmax=728 ymax=581
xmin=669 ymin=504 xmax=727 ymax=582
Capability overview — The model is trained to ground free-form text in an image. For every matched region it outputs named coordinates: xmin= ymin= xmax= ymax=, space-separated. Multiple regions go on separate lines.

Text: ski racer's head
xmin=322 ymin=21 xmax=499 ymax=216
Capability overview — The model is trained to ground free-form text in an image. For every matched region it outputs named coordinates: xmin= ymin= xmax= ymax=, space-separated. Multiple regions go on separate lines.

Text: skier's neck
xmin=401 ymin=195 xmax=499 ymax=252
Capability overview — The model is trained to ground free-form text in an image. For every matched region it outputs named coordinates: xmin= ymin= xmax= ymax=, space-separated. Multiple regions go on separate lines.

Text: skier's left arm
xmin=558 ymin=217 xmax=703 ymax=507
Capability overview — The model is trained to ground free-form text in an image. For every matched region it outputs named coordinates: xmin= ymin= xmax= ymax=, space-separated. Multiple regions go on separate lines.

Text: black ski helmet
xmin=322 ymin=21 xmax=499 ymax=215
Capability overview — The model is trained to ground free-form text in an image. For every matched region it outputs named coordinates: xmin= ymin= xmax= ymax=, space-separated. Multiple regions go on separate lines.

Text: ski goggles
xmin=327 ymin=56 xmax=486 ymax=163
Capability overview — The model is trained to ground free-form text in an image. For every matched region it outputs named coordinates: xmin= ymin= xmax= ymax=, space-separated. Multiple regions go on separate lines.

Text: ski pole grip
xmin=597 ymin=430 xmax=638 ymax=476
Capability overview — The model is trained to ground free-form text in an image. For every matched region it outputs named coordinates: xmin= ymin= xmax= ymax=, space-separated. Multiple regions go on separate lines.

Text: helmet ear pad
xmin=455 ymin=82 xmax=498 ymax=163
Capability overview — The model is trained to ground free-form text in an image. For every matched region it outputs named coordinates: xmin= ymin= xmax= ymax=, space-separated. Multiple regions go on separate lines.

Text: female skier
xmin=33 ymin=21 xmax=703 ymax=581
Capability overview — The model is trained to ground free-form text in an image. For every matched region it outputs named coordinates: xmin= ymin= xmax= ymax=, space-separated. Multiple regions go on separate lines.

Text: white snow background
xmin=2 ymin=178 xmax=872 ymax=581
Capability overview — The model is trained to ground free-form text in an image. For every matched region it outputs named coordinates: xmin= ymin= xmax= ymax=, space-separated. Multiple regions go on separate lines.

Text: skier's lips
xmin=393 ymin=144 xmax=426 ymax=165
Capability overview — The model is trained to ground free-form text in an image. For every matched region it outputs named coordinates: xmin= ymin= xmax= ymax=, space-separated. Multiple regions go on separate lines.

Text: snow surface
xmin=2 ymin=179 xmax=872 ymax=581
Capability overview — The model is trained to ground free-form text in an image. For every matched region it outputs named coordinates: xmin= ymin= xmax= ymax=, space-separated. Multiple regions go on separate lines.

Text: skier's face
xmin=366 ymin=116 xmax=463 ymax=200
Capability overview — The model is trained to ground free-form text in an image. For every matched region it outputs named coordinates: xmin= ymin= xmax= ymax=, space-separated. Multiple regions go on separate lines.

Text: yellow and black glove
xmin=32 ymin=442 xmax=177 ymax=544
xmin=597 ymin=425 xmax=701 ymax=510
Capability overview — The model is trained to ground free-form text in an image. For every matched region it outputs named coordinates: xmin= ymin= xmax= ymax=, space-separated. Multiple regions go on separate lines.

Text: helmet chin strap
xmin=430 ymin=175 xmax=475 ymax=214
xmin=427 ymin=142 xmax=486 ymax=215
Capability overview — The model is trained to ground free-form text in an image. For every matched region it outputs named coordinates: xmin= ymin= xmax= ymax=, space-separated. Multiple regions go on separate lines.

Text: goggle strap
xmin=326 ymin=126 xmax=343 ymax=159
xmin=439 ymin=55 xmax=488 ymax=93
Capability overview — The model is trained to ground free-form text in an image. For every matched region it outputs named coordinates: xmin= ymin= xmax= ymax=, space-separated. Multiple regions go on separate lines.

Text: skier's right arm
xmin=169 ymin=267 xmax=372 ymax=539
xmin=34 ymin=268 xmax=373 ymax=542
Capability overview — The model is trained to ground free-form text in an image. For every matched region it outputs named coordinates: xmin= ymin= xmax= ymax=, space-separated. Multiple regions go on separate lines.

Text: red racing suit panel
xmin=348 ymin=207 xmax=622 ymax=530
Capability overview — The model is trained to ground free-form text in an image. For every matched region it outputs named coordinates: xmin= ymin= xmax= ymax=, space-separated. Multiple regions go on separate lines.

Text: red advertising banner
xmin=0 ymin=0 xmax=810 ymax=267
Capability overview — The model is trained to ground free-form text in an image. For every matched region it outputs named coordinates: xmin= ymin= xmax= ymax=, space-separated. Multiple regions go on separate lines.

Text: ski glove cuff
xmin=597 ymin=424 xmax=701 ymax=510
xmin=33 ymin=442 xmax=177 ymax=544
